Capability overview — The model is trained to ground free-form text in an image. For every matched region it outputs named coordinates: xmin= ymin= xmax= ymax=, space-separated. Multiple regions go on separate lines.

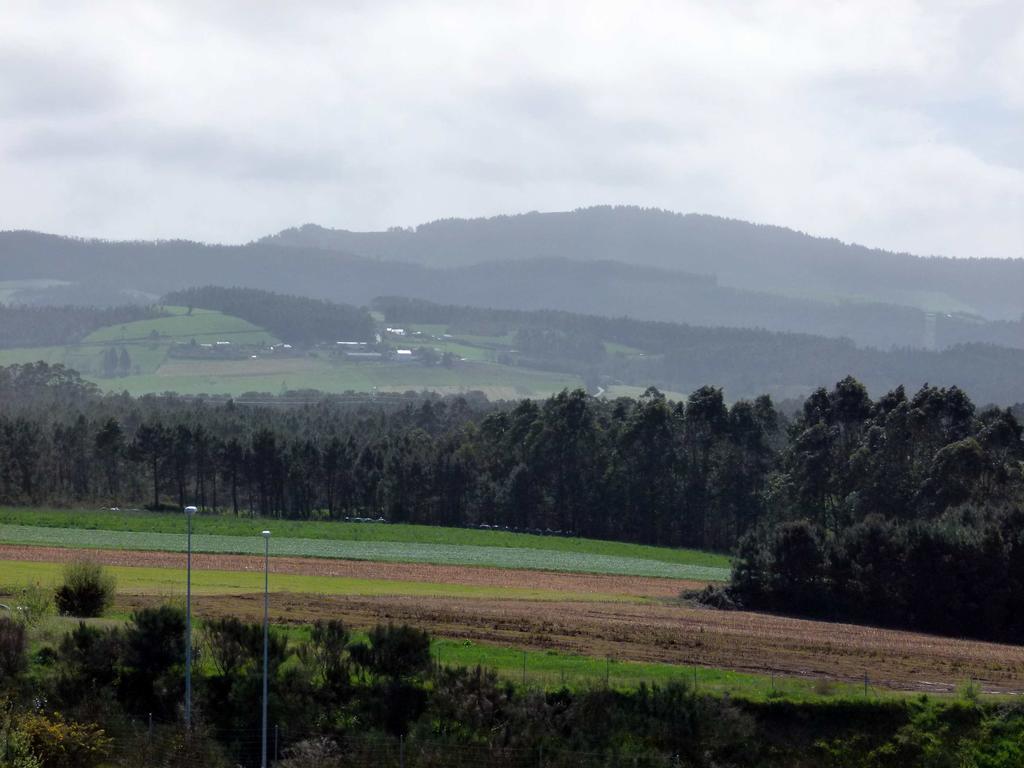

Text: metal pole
xmin=262 ymin=530 xmax=271 ymax=768
xmin=184 ymin=505 xmax=197 ymax=731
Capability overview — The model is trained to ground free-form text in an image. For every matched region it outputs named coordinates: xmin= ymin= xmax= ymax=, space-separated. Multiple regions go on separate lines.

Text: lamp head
xmin=262 ymin=530 xmax=271 ymax=538
xmin=184 ymin=506 xmax=198 ymax=516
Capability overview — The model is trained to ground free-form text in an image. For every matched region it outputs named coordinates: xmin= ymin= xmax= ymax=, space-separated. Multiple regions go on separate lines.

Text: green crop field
xmin=0 ymin=508 xmax=729 ymax=571
xmin=0 ymin=523 xmax=729 ymax=580
xmin=0 ymin=560 xmax=622 ymax=602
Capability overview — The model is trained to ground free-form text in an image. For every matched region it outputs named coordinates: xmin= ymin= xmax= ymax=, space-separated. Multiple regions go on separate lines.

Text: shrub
xmin=349 ymin=623 xmax=432 ymax=681
xmin=0 ymin=617 xmax=27 ymax=680
xmin=7 ymin=583 xmax=54 ymax=628
xmin=54 ymin=561 xmax=115 ymax=618
xmin=17 ymin=712 xmax=111 ymax=768
xmin=279 ymin=737 xmax=345 ymax=768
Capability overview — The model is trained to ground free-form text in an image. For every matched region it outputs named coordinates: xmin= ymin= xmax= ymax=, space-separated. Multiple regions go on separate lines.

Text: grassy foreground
xmin=0 ymin=508 xmax=730 ymax=579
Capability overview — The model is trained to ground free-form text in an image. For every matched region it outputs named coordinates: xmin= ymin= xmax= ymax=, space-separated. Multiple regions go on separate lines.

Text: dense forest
xmin=5 ymin=609 xmax=1021 ymax=768
xmin=0 ymin=305 xmax=161 ymax=348
xmin=3 ymin=361 xmax=1023 ymax=641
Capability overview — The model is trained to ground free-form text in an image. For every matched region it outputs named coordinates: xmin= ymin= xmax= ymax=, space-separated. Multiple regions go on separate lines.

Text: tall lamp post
xmin=261 ymin=530 xmax=271 ymax=768
xmin=184 ymin=505 xmax=198 ymax=732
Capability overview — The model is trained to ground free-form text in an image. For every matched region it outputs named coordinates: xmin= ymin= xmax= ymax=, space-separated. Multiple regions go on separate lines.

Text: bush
xmin=0 ymin=617 xmax=27 ymax=680
xmin=17 ymin=712 xmax=111 ymax=768
xmin=54 ymin=561 xmax=115 ymax=618
xmin=6 ymin=583 xmax=54 ymax=628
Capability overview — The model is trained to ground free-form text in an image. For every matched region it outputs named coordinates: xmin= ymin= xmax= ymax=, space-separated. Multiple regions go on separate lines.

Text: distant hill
xmin=3 ymin=207 xmax=1024 ymax=352
xmin=263 ymin=207 xmax=1024 ymax=320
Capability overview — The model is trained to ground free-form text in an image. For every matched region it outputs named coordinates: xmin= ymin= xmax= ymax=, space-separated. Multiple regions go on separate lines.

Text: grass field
xmin=431 ymin=639 xmax=888 ymax=701
xmin=0 ymin=524 xmax=729 ymax=580
xmin=104 ymin=358 xmax=581 ymax=398
xmin=82 ymin=306 xmax=277 ymax=345
xmin=0 ymin=508 xmax=729 ymax=571
xmin=0 ymin=560 xmax=621 ymax=602
xmin=0 ymin=304 xmax=592 ymax=397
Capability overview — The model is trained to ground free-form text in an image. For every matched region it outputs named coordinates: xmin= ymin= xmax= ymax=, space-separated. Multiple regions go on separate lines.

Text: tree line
xmin=0 ymin=304 xmax=160 ymax=348
xmin=162 ymin=286 xmax=375 ymax=346
xmin=2 ymin=361 xmax=1021 ymax=548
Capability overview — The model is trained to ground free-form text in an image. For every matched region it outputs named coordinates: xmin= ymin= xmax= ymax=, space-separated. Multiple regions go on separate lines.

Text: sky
xmin=1 ymin=0 xmax=1022 ymax=258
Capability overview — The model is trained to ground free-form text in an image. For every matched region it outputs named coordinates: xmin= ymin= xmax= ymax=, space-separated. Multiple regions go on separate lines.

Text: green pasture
xmin=0 ymin=342 xmax=171 ymax=377
xmin=0 ymin=346 xmax=68 ymax=366
xmin=0 ymin=508 xmax=729 ymax=572
xmin=84 ymin=358 xmax=581 ymax=398
xmin=82 ymin=306 xmax=277 ymax=345
xmin=0 ymin=521 xmax=729 ymax=580
xmin=603 ymin=341 xmax=646 ymax=357
xmin=0 ymin=560 xmax=622 ymax=602
xmin=432 ymin=639 xmax=897 ymax=702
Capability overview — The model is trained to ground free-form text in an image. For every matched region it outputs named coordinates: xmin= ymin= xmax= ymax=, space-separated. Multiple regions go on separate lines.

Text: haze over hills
xmin=3 ymin=207 xmax=1024 ymax=353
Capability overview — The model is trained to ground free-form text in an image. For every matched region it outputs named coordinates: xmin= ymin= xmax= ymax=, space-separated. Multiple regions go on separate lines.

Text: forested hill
xmin=374 ymin=297 xmax=1024 ymax=405
xmin=5 ymin=228 xmax=1024 ymax=351
xmin=161 ymin=286 xmax=374 ymax=345
xmin=0 ymin=304 xmax=161 ymax=348
xmin=264 ymin=207 xmax=1024 ymax=320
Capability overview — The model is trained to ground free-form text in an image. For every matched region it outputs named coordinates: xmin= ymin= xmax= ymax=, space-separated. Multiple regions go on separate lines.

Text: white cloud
xmin=0 ymin=0 xmax=1021 ymax=257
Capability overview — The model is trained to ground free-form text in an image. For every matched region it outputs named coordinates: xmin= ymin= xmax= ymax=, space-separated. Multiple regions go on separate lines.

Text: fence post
xmin=274 ymin=724 xmax=279 ymax=762
xmin=864 ymin=671 xmax=868 ymax=697
xmin=400 ymin=734 xmax=405 ymax=768
xmin=148 ymin=713 xmax=153 ymax=743
xmin=523 ymin=651 xmax=527 ymax=687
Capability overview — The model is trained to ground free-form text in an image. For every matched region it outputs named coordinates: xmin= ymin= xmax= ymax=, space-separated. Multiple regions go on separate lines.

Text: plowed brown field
xmin=123 ymin=593 xmax=1024 ymax=695
xmin=13 ymin=544 xmax=1024 ymax=694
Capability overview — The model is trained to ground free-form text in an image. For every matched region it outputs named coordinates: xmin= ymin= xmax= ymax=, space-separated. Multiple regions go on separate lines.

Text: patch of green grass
xmin=0 ymin=508 xmax=730 ymax=571
xmin=0 ymin=521 xmax=729 ymax=581
xmin=0 ymin=346 xmax=69 ymax=366
xmin=432 ymin=639 xmax=899 ymax=702
xmin=75 ymin=357 xmax=581 ymax=398
xmin=0 ymin=560 xmax=621 ymax=602
xmin=83 ymin=307 xmax=277 ymax=345
xmin=603 ymin=341 xmax=646 ymax=357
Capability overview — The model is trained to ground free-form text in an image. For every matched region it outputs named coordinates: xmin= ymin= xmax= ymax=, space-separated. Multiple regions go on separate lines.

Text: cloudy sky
xmin=1 ymin=1 xmax=1022 ymax=258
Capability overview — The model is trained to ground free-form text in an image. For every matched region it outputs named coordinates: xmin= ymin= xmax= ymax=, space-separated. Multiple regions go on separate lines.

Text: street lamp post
xmin=184 ymin=505 xmax=197 ymax=732
xmin=261 ymin=530 xmax=271 ymax=768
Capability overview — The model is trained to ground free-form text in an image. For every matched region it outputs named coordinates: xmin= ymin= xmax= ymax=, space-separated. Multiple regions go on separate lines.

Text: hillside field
xmin=0 ymin=307 xmax=584 ymax=398
xmin=0 ymin=508 xmax=730 ymax=579
xmin=3 ymin=507 xmax=1024 ymax=699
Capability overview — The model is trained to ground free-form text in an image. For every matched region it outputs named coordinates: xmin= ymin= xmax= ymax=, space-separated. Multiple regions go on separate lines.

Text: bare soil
xmin=12 ymin=543 xmax=1022 ymax=694
xmin=118 ymin=591 xmax=1024 ymax=695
